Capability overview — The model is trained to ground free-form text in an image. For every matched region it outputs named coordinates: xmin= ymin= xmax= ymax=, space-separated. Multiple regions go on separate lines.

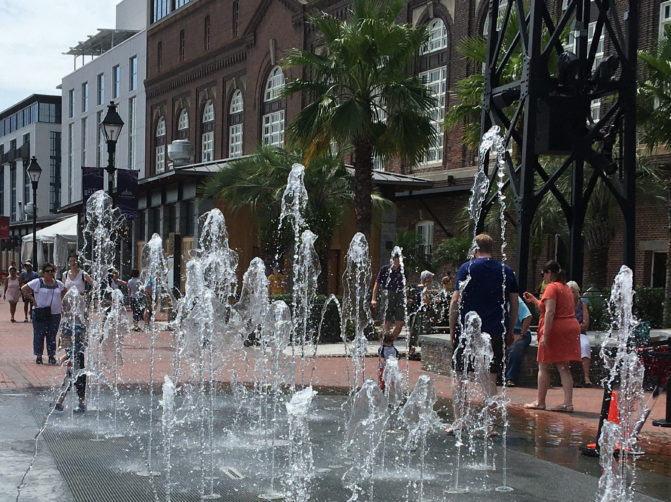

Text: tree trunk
xmin=664 ymin=178 xmax=671 ymax=326
xmin=353 ymin=140 xmax=374 ymax=240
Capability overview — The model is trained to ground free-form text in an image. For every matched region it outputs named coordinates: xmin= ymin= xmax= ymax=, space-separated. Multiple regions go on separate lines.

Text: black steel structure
xmin=479 ymin=0 xmax=638 ymax=291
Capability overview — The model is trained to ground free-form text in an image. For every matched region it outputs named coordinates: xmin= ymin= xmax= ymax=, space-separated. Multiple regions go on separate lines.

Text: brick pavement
xmin=1 ymin=296 xmax=669 ymax=460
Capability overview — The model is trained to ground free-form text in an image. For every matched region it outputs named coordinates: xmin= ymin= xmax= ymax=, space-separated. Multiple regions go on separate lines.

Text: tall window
xmin=10 ymin=164 xmax=16 ymax=221
xmin=129 ymin=56 xmax=138 ymax=91
xmin=201 ymin=100 xmax=214 ymax=162
xmin=157 ymin=42 xmax=163 ymax=71
xmin=416 ymin=220 xmax=435 ymax=262
xmin=152 ymin=0 xmax=169 ymax=23
xmin=68 ymin=124 xmax=73 ymax=202
xmin=229 ymin=89 xmax=243 ymax=158
xmin=262 ymin=67 xmax=285 ymax=147
xmin=420 ymin=67 xmax=446 ymax=164
xmin=97 ymin=73 xmax=105 ymax=106
xmin=420 ymin=18 xmax=448 ymax=54
xmin=112 ymin=65 xmax=120 ymax=98
xmin=177 ymin=109 xmax=189 ymax=139
xmin=204 ymin=16 xmax=211 ymax=50
xmin=96 ymin=110 xmax=104 ymax=167
xmin=179 ymin=30 xmax=185 ymax=61
xmin=24 ymin=166 xmax=30 ymax=206
xmin=68 ymin=89 xmax=75 ymax=118
xmin=128 ymin=97 xmax=136 ymax=169
xmin=264 ymin=66 xmax=285 ymax=102
xmin=50 ymin=131 xmax=61 ymax=212
xmin=155 ymin=117 xmax=166 ymax=174
xmin=81 ymin=117 xmax=87 ymax=166
xmin=661 ymin=1 xmax=671 ymax=40
xmin=233 ymin=0 xmax=239 ymax=37
xmin=81 ymin=82 xmax=89 ymax=112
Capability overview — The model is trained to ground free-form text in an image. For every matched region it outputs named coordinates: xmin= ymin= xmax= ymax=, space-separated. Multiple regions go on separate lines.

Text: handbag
xmin=33 ymin=307 xmax=52 ymax=322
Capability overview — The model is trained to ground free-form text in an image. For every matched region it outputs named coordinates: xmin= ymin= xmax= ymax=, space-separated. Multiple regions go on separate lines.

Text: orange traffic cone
xmin=607 ymin=391 xmax=620 ymax=424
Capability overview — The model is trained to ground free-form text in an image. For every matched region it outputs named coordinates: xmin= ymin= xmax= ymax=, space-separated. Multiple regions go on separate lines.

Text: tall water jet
xmin=341 ymin=233 xmax=373 ymax=392
xmin=450 ymin=311 xmax=494 ymax=493
xmin=597 ymin=266 xmax=647 ymax=501
xmin=139 ymin=233 xmax=176 ymax=476
xmin=293 ymin=229 xmax=321 ymax=383
xmin=284 ymin=386 xmax=317 ymax=502
xmin=81 ymin=190 xmax=121 ymax=441
xmin=199 ymin=208 xmax=239 ymax=302
xmin=343 ymin=379 xmax=388 ymax=501
xmin=101 ymin=288 xmax=129 ymax=437
xmin=400 ymin=375 xmax=442 ymax=502
xmin=256 ymin=301 xmax=294 ymax=500
xmin=160 ymin=375 xmax=176 ymax=502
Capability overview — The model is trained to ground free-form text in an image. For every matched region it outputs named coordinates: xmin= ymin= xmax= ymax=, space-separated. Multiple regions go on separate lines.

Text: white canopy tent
xmin=21 ymin=215 xmax=78 ymax=272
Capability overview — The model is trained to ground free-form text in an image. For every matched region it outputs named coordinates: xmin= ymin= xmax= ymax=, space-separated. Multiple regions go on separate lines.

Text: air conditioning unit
xmin=167 ymin=139 xmax=193 ymax=167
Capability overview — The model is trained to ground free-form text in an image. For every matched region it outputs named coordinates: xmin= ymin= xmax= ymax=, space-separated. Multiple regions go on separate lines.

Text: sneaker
xmin=48 ymin=356 xmax=57 ymax=366
xmin=73 ymin=404 xmax=87 ymax=414
xmin=24 ymin=318 xmax=29 ymax=323
xmin=53 ymin=403 xmax=64 ymax=412
xmin=36 ymin=356 xmax=43 ymax=365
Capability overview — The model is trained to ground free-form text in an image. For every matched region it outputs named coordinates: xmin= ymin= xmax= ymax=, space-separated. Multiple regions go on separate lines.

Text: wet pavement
xmin=1 ymin=298 xmax=670 ymax=500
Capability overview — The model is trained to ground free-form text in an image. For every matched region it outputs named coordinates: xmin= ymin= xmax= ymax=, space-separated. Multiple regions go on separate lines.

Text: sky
xmin=0 ymin=0 xmax=119 ymax=113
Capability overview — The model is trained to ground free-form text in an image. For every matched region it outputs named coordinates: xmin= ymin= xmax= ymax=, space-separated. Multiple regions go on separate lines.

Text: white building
xmin=0 ymin=94 xmax=65 ymax=269
xmin=60 ymin=0 xmax=148 ymax=210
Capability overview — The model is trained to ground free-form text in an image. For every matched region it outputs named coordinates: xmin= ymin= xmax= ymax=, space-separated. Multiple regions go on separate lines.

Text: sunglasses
xmin=44 ymin=269 xmax=55 ymax=273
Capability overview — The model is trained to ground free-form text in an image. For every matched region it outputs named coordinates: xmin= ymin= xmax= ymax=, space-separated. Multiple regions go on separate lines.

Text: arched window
xmin=177 ymin=108 xmax=189 ymax=139
xmin=228 ymin=89 xmax=243 ymax=158
xmin=420 ymin=18 xmax=448 ymax=54
xmin=264 ymin=66 xmax=285 ymax=102
xmin=419 ymin=18 xmax=448 ymax=165
xmin=155 ymin=117 xmax=166 ymax=174
xmin=201 ymin=100 xmax=214 ymax=162
xmin=262 ymin=66 xmax=285 ymax=147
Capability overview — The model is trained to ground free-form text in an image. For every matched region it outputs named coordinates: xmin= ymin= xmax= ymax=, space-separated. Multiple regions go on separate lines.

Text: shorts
xmin=580 ymin=333 xmax=591 ymax=359
xmin=130 ymin=296 xmax=145 ymax=322
xmin=382 ymin=290 xmax=405 ymax=323
xmin=451 ymin=325 xmax=505 ymax=375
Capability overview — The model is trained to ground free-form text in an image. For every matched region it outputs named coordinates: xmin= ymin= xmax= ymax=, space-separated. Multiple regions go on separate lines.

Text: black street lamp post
xmin=100 ymin=101 xmax=124 ymax=206
xmin=26 ymin=156 xmax=42 ymax=268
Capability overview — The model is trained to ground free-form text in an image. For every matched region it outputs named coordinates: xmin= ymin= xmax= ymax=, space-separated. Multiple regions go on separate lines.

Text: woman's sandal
xmin=550 ymin=403 xmax=574 ymax=413
xmin=523 ymin=402 xmax=546 ymax=410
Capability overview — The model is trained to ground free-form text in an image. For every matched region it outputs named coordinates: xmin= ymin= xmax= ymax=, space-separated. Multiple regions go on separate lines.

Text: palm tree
xmin=281 ymin=0 xmax=437 ymax=239
xmin=638 ymin=25 xmax=671 ymax=325
xmin=199 ymin=146 xmax=390 ymax=292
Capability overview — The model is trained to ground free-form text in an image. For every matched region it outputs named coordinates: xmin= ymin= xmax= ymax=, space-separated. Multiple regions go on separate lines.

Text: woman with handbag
xmin=20 ymin=262 xmax=66 ymax=365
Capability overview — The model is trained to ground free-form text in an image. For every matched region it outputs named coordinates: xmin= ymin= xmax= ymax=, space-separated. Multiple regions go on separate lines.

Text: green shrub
xmin=269 ymin=294 xmax=344 ymax=344
xmin=634 ymin=286 xmax=664 ymax=329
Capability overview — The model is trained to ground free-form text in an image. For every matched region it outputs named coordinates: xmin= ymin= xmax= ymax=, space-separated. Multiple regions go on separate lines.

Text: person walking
xmin=371 ymin=250 xmax=407 ymax=341
xmin=62 ymin=254 xmax=93 ymax=295
xmin=127 ymin=269 xmax=144 ymax=331
xmin=523 ymin=261 xmax=581 ymax=412
xmin=3 ymin=266 xmax=21 ymax=322
xmin=567 ymin=280 xmax=592 ymax=387
xmin=21 ymin=263 xmax=66 ymax=365
xmin=449 ymin=233 xmax=519 ymax=399
xmin=19 ymin=261 xmax=39 ymax=322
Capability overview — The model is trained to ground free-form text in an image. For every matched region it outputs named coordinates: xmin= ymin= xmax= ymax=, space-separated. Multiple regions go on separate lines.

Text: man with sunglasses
xmin=20 ymin=263 xmax=67 ymax=365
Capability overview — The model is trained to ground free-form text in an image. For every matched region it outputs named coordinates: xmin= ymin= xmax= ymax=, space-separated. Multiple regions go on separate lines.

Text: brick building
xmin=136 ymin=0 xmax=671 ymax=292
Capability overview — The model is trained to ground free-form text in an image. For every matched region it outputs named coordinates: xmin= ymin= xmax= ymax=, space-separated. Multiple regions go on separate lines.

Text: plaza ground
xmin=1 ymin=297 xmax=670 ymax=500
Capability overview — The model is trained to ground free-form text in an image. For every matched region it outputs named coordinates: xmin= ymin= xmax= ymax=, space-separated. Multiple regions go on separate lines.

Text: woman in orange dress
xmin=522 ymin=261 xmax=580 ymax=412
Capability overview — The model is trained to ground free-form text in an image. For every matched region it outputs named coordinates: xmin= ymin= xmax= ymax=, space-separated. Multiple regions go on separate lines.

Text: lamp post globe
xmin=100 ymin=101 xmax=124 ymax=205
xmin=26 ymin=156 xmax=42 ymax=268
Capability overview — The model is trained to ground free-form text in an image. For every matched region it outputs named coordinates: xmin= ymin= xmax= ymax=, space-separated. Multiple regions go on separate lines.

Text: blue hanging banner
xmin=81 ymin=167 xmax=104 ymax=212
xmin=116 ymin=169 xmax=138 ymax=219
